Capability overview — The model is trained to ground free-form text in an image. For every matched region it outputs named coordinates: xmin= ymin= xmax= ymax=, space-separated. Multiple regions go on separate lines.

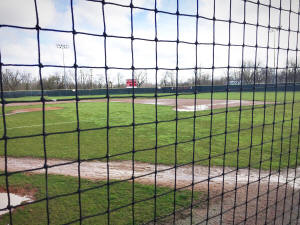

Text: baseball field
xmin=1 ymin=91 xmax=300 ymax=224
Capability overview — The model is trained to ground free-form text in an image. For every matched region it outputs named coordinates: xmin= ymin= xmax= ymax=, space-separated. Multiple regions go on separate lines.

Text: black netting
xmin=0 ymin=0 xmax=300 ymax=224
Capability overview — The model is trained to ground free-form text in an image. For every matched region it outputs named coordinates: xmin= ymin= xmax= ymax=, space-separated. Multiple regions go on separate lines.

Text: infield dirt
xmin=3 ymin=98 xmax=271 ymax=112
xmin=0 ymin=156 xmax=299 ymax=224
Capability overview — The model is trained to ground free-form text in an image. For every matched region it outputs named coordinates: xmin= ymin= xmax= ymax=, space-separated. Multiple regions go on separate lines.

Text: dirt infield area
xmin=111 ymin=99 xmax=271 ymax=111
xmin=5 ymin=107 xmax=63 ymax=116
xmin=5 ymin=99 xmax=271 ymax=112
xmin=1 ymin=157 xmax=299 ymax=224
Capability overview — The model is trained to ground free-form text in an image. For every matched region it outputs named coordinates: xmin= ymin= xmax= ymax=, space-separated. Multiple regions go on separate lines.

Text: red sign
xmin=126 ymin=79 xmax=137 ymax=87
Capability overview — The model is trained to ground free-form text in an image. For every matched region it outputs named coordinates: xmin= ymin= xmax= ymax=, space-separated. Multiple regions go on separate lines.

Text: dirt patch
xmin=0 ymin=157 xmax=299 ymax=224
xmin=0 ymin=184 xmax=37 ymax=199
xmin=1 ymin=157 xmax=299 ymax=190
xmin=3 ymin=98 xmax=272 ymax=112
xmin=111 ymin=99 xmax=272 ymax=112
xmin=2 ymin=99 xmax=106 ymax=107
xmin=163 ymin=183 xmax=300 ymax=225
xmin=5 ymin=107 xmax=63 ymax=116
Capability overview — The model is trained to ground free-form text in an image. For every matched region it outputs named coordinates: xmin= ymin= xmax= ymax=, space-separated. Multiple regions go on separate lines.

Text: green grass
xmin=0 ymin=91 xmax=299 ymax=224
xmin=0 ymin=172 xmax=202 ymax=224
xmin=4 ymin=91 xmax=300 ymax=102
xmin=1 ymin=91 xmax=299 ymax=170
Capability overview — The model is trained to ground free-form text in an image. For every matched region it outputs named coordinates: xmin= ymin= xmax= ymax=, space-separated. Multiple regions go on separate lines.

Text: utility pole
xmin=56 ymin=43 xmax=69 ymax=89
xmin=270 ymin=29 xmax=276 ymax=70
xmin=145 ymin=72 xmax=148 ymax=87
xmin=270 ymin=26 xmax=281 ymax=84
xmin=90 ymin=69 xmax=93 ymax=89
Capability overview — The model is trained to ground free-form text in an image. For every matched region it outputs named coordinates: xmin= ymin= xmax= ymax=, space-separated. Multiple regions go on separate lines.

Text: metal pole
xmin=271 ymin=26 xmax=281 ymax=84
xmin=269 ymin=29 xmax=276 ymax=83
xmin=62 ymin=48 xmax=66 ymax=88
xmin=56 ymin=43 xmax=69 ymax=89
xmin=90 ymin=69 xmax=93 ymax=89
xmin=273 ymin=29 xmax=276 ymax=70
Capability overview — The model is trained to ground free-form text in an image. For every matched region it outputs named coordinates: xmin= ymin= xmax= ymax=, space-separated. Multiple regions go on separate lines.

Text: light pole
xmin=90 ymin=69 xmax=93 ymax=89
xmin=56 ymin=43 xmax=69 ymax=88
xmin=269 ymin=26 xmax=281 ymax=83
xmin=270 ymin=29 xmax=276 ymax=70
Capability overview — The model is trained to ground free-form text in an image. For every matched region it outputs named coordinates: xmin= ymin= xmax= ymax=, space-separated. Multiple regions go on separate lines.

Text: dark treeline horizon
xmin=1 ymin=61 xmax=300 ymax=91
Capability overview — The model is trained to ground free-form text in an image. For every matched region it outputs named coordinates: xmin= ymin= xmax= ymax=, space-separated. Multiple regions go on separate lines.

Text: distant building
xmin=126 ymin=79 xmax=137 ymax=88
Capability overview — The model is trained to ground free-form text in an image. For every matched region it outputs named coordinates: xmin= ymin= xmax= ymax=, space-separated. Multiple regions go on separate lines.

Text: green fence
xmin=1 ymin=83 xmax=300 ymax=98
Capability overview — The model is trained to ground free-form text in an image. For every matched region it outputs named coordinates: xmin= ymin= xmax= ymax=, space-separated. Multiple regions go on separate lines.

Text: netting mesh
xmin=1 ymin=0 xmax=300 ymax=224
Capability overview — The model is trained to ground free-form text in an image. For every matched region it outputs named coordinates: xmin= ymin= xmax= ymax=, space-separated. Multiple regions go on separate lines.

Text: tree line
xmin=1 ymin=61 xmax=300 ymax=91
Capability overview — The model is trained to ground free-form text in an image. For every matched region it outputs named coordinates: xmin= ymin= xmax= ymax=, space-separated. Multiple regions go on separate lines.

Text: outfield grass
xmin=0 ymin=172 xmax=202 ymax=224
xmin=3 ymin=91 xmax=300 ymax=102
xmin=1 ymin=92 xmax=299 ymax=170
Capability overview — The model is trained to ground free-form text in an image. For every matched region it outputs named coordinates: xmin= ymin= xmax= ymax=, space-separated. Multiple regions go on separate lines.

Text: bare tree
xmin=94 ymin=74 xmax=104 ymax=88
xmin=3 ymin=70 xmax=20 ymax=90
xmin=228 ymin=61 xmax=277 ymax=85
xmin=160 ymin=72 xmax=168 ymax=87
xmin=134 ymin=71 xmax=147 ymax=87
xmin=1 ymin=70 xmax=36 ymax=91
xmin=116 ymin=73 xmax=123 ymax=88
xmin=78 ymin=70 xmax=89 ymax=89
xmin=186 ymin=69 xmax=212 ymax=86
xmin=160 ymin=71 xmax=175 ymax=87
xmin=277 ymin=61 xmax=300 ymax=83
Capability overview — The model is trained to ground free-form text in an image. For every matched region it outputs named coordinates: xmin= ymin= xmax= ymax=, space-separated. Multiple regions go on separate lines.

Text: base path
xmin=1 ymin=157 xmax=299 ymax=224
xmin=0 ymin=157 xmax=298 ymax=189
xmin=5 ymin=107 xmax=63 ymax=116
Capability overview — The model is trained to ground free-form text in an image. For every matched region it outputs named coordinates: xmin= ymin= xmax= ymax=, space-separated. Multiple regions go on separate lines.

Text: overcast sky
xmin=0 ymin=0 xmax=299 ymax=84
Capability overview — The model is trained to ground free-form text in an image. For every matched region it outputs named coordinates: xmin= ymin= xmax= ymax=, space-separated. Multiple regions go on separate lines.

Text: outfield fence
xmin=1 ymin=0 xmax=300 ymax=224
xmin=1 ymin=83 xmax=300 ymax=98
